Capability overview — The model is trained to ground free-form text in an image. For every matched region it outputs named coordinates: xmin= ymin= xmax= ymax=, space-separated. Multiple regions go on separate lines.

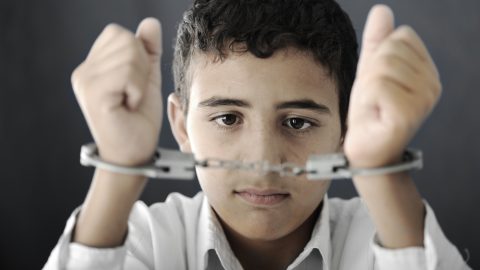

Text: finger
xmin=85 ymin=37 xmax=150 ymax=111
xmin=135 ymin=17 xmax=163 ymax=60
xmin=125 ymin=68 xmax=149 ymax=110
xmin=89 ymin=31 xmax=137 ymax=62
xmin=361 ymin=49 xmax=440 ymax=109
xmin=372 ymin=56 xmax=421 ymax=94
xmin=353 ymin=79 xmax=431 ymax=126
xmin=358 ymin=4 xmax=395 ymax=72
xmin=374 ymin=42 xmax=440 ymax=93
xmin=82 ymin=64 xmax=147 ymax=111
xmin=87 ymin=40 xmax=149 ymax=76
xmin=376 ymin=37 xmax=424 ymax=74
xmin=87 ymin=24 xmax=129 ymax=59
xmin=389 ymin=26 xmax=439 ymax=78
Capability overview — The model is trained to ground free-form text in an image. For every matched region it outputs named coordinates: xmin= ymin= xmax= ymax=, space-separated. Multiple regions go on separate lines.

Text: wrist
xmin=352 ymin=173 xmax=425 ymax=248
xmin=93 ymin=168 xmax=148 ymax=196
xmin=347 ymin=149 xmax=404 ymax=169
xmin=73 ymin=169 xmax=147 ymax=247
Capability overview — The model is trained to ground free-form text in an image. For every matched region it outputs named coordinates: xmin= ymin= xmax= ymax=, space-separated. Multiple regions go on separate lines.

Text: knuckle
xmin=433 ymin=79 xmax=442 ymax=94
xmin=377 ymin=42 xmax=402 ymax=61
xmin=103 ymin=23 xmax=123 ymax=35
xmin=119 ymin=30 xmax=136 ymax=45
xmin=385 ymin=39 xmax=407 ymax=56
xmin=421 ymin=99 xmax=434 ymax=116
xmin=374 ymin=73 xmax=393 ymax=87
xmin=103 ymin=23 xmax=135 ymax=44
xmin=396 ymin=25 xmax=415 ymax=39
xmin=71 ymin=64 xmax=86 ymax=91
xmin=390 ymin=30 xmax=414 ymax=49
xmin=378 ymin=54 xmax=399 ymax=69
xmin=423 ymin=91 xmax=436 ymax=108
xmin=80 ymin=75 xmax=96 ymax=95
xmin=71 ymin=66 xmax=80 ymax=86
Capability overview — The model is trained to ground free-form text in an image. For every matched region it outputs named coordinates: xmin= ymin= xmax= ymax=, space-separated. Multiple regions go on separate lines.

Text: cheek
xmin=296 ymin=179 xmax=330 ymax=207
xmin=195 ymin=168 xmax=233 ymax=207
xmin=186 ymin=114 xmax=238 ymax=160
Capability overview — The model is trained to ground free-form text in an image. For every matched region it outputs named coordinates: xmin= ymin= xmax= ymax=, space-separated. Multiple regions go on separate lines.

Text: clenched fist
xmin=344 ymin=5 xmax=441 ymax=168
xmin=71 ymin=18 xmax=163 ymax=166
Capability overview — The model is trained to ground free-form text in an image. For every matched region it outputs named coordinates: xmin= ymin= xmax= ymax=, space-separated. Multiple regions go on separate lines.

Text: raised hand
xmin=71 ymin=18 xmax=163 ymax=247
xmin=72 ymin=18 xmax=163 ymax=166
xmin=344 ymin=5 xmax=441 ymax=168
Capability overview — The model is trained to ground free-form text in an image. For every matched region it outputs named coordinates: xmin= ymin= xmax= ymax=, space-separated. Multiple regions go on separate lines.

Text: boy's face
xmin=171 ymin=49 xmax=342 ymax=240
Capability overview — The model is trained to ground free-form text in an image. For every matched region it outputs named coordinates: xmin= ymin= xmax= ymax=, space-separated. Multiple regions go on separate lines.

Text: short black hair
xmin=173 ymin=0 xmax=358 ymax=135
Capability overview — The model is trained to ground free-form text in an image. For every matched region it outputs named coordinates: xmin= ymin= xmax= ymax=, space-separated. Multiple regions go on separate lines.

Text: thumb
xmin=136 ymin=17 xmax=163 ymax=60
xmin=358 ymin=5 xmax=394 ymax=72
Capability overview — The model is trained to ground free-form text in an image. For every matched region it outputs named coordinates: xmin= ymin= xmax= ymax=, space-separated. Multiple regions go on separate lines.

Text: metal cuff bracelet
xmin=80 ymin=143 xmax=423 ymax=180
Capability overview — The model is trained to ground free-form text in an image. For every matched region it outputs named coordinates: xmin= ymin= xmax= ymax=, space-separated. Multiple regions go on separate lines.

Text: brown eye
xmin=215 ymin=114 xmax=238 ymax=126
xmin=283 ymin=117 xmax=312 ymax=130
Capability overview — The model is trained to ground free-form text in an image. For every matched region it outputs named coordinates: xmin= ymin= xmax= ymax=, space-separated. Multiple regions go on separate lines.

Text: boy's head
xmin=168 ymin=0 xmax=358 ymax=241
xmin=173 ymin=0 xmax=358 ymax=135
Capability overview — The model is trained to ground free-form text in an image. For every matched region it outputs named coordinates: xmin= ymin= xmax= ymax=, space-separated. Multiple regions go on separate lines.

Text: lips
xmin=235 ymin=188 xmax=290 ymax=206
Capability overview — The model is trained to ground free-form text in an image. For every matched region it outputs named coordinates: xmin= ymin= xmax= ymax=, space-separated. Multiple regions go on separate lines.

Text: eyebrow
xmin=198 ymin=96 xmax=331 ymax=114
xmin=198 ymin=97 xmax=251 ymax=108
xmin=275 ymin=99 xmax=331 ymax=114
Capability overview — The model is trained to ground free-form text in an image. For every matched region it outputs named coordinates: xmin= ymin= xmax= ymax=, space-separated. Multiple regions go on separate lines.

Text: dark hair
xmin=173 ymin=0 xmax=358 ymax=135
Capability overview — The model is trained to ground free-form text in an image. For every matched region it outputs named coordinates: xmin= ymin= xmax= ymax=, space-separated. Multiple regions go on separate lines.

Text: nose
xmin=243 ymin=123 xmax=286 ymax=166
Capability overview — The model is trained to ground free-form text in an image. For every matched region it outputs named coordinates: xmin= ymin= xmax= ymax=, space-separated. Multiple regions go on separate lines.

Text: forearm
xmin=353 ymin=172 xmax=425 ymax=249
xmin=73 ymin=169 xmax=147 ymax=247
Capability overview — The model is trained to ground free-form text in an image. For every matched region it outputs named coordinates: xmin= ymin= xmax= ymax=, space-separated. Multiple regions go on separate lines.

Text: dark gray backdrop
xmin=0 ymin=0 xmax=478 ymax=269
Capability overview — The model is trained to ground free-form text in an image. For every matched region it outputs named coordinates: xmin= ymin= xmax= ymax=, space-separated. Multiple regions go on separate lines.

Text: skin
xmin=168 ymin=50 xmax=340 ymax=268
xmin=71 ymin=4 xmax=440 ymax=270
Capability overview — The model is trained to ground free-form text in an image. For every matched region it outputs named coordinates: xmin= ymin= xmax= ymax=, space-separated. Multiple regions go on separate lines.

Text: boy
xmin=44 ymin=0 xmax=470 ymax=269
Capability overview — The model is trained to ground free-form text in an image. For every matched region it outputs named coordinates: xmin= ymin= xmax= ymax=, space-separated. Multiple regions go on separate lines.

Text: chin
xmin=235 ymin=219 xmax=293 ymax=241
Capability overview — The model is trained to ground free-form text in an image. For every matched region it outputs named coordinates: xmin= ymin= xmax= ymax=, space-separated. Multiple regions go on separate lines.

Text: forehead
xmin=188 ymin=49 xmax=339 ymax=112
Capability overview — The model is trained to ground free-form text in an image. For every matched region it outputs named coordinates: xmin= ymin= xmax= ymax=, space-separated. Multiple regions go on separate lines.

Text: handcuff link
xmin=80 ymin=142 xmax=423 ymax=180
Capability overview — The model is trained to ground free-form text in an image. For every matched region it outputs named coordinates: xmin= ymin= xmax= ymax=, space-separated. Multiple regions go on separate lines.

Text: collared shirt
xmin=43 ymin=192 xmax=471 ymax=270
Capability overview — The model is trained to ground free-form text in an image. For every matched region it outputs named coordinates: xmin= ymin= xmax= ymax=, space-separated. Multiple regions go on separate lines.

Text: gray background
xmin=0 ymin=0 xmax=478 ymax=269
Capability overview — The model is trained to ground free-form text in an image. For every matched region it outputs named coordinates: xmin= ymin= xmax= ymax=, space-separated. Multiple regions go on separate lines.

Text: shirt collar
xmin=197 ymin=195 xmax=243 ymax=269
xmin=292 ymin=193 xmax=332 ymax=269
xmin=197 ymin=193 xmax=331 ymax=270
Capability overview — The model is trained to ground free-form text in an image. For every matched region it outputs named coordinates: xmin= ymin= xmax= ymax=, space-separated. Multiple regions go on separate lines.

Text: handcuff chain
xmin=80 ymin=143 xmax=423 ymax=180
xmin=196 ymin=158 xmax=307 ymax=177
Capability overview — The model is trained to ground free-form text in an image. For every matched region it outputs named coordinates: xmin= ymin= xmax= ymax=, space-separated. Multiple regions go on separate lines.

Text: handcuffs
xmin=80 ymin=142 xmax=423 ymax=180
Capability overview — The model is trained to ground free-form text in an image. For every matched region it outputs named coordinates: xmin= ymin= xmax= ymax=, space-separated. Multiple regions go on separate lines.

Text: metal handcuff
xmin=79 ymin=142 xmax=423 ymax=180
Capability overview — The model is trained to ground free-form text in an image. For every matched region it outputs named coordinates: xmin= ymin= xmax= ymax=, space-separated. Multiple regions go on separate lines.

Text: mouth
xmin=234 ymin=188 xmax=290 ymax=207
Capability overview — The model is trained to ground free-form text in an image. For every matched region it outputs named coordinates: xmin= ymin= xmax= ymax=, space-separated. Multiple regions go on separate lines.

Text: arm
xmin=345 ymin=5 xmax=439 ymax=249
xmin=347 ymin=9 xmax=469 ymax=269
xmin=353 ymin=173 xmax=425 ymax=248
xmin=73 ymin=170 xmax=147 ymax=247
xmin=70 ymin=18 xmax=163 ymax=247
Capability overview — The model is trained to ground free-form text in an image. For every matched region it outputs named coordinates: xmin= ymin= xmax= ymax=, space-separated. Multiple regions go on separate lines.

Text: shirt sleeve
xmin=371 ymin=201 xmax=472 ymax=270
xmin=42 ymin=207 xmax=149 ymax=270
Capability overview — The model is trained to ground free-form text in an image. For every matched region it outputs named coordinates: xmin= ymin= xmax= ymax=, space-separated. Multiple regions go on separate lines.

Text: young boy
xmin=44 ymin=0 xmax=470 ymax=269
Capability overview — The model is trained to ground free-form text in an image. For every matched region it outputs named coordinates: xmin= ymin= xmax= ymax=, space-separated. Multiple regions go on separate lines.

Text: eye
xmin=283 ymin=117 xmax=312 ymax=130
xmin=213 ymin=114 xmax=240 ymax=126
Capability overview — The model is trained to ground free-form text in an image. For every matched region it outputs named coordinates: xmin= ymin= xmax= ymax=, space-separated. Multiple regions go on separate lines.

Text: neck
xmin=221 ymin=202 xmax=322 ymax=270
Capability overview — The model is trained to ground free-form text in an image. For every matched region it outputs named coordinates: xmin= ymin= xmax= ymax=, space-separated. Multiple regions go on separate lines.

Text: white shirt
xmin=43 ymin=192 xmax=471 ymax=270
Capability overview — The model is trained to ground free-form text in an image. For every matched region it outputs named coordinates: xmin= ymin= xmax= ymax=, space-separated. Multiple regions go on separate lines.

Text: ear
xmin=167 ymin=93 xmax=192 ymax=153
